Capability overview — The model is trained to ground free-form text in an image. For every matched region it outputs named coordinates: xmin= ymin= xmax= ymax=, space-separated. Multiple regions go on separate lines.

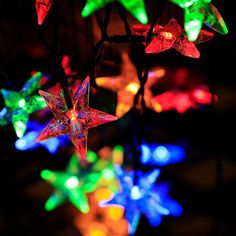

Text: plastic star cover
xmin=133 ymin=18 xmax=214 ymax=58
xmin=100 ymin=166 xmax=182 ymax=235
xmin=170 ymin=0 xmax=228 ymax=41
xmin=36 ymin=76 xmax=117 ymax=160
xmin=0 ymin=72 xmax=47 ymax=138
xmin=35 ymin=0 xmax=53 ymax=25
xmin=41 ymin=154 xmax=102 ymax=213
xmin=81 ymin=0 xmax=148 ymax=24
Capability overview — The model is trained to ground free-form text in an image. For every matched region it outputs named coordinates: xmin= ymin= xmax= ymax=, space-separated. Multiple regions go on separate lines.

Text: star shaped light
xmin=85 ymin=149 xmax=118 ymax=192
xmin=100 ymin=166 xmax=183 ymax=235
xmin=133 ymin=18 xmax=214 ymax=58
xmin=0 ymin=72 xmax=47 ymax=138
xmin=36 ymin=77 xmax=117 ymax=160
xmin=41 ymin=153 xmax=101 ymax=213
xmin=15 ymin=121 xmax=69 ymax=154
xmin=35 ymin=0 xmax=53 ymax=25
xmin=151 ymin=85 xmax=217 ymax=114
xmin=170 ymin=0 xmax=228 ymax=41
xmin=74 ymin=189 xmax=128 ymax=236
xmin=96 ymin=52 xmax=166 ymax=118
xmin=81 ymin=0 xmax=148 ymax=24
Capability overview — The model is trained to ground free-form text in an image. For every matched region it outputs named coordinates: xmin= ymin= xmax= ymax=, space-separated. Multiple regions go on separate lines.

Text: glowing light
xmin=107 ymin=206 xmax=124 ymax=221
xmin=36 ymin=77 xmax=117 ymax=160
xmin=96 ymin=52 xmax=163 ymax=118
xmin=192 ymin=88 xmax=214 ymax=104
xmin=61 ymin=55 xmax=77 ymax=77
xmin=88 ymin=222 xmax=108 ymax=236
xmin=95 ymin=188 xmax=113 ymax=201
xmin=15 ymin=131 xmax=38 ymax=150
xmin=15 ymin=139 xmax=27 ymax=150
xmin=131 ymin=186 xmax=143 ymax=200
xmin=81 ymin=0 xmax=148 ymax=24
xmin=110 ymin=219 xmax=128 ymax=234
xmin=137 ymin=18 xmax=214 ymax=58
xmin=155 ymin=182 xmax=183 ymax=217
xmin=67 ymin=109 xmax=78 ymax=121
xmin=185 ymin=19 xmax=203 ymax=41
xmin=162 ymin=31 xmax=173 ymax=39
xmin=100 ymin=166 xmax=181 ymax=235
xmin=66 ymin=176 xmax=79 ymax=189
xmin=140 ymin=145 xmax=151 ymax=163
xmin=149 ymin=67 xmax=166 ymax=78
xmin=171 ymin=0 xmax=228 ymax=41
xmin=0 ymin=72 xmax=46 ymax=138
xmin=154 ymin=146 xmax=170 ymax=161
xmin=116 ymin=103 xmax=131 ymax=119
xmin=0 ymin=107 xmax=7 ymax=117
xmin=15 ymin=121 xmax=68 ymax=154
xmin=151 ymin=86 xmax=217 ymax=114
xmin=18 ymin=99 xmax=26 ymax=108
xmin=40 ymin=154 xmax=101 ymax=213
xmin=87 ymin=150 xmax=98 ymax=163
xmin=41 ymin=138 xmax=60 ymax=154
xmin=14 ymin=121 xmax=27 ymax=138
xmin=102 ymin=169 xmax=114 ymax=181
xmin=112 ymin=145 xmax=124 ymax=165
xmin=84 ymin=150 xmax=118 ymax=193
xmin=152 ymin=102 xmax=162 ymax=113
xmin=35 ymin=0 xmax=53 ymax=25
xmin=140 ymin=143 xmax=185 ymax=166
xmin=125 ymin=83 xmax=140 ymax=95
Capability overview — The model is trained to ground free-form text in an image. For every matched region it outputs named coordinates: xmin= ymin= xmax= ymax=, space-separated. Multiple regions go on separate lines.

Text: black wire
xmin=116 ymin=7 xmax=144 ymax=108
xmin=54 ymin=5 xmax=73 ymax=109
xmin=146 ymin=0 xmax=167 ymax=45
xmin=89 ymin=6 xmax=112 ymax=88
xmin=103 ymin=5 xmax=112 ymax=37
xmin=35 ymin=0 xmax=167 ymax=113
xmin=118 ymin=5 xmax=132 ymax=37
xmin=35 ymin=1 xmax=73 ymax=109
xmin=116 ymin=7 xmax=145 ymax=175
xmin=116 ymin=0 xmax=168 ymax=176
xmin=135 ymin=0 xmax=167 ymax=110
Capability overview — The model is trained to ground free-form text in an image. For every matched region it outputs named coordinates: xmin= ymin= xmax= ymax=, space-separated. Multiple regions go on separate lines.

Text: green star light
xmin=41 ymin=154 xmax=101 ymax=213
xmin=171 ymin=0 xmax=228 ymax=41
xmin=81 ymin=0 xmax=148 ymax=24
xmin=0 ymin=72 xmax=47 ymax=138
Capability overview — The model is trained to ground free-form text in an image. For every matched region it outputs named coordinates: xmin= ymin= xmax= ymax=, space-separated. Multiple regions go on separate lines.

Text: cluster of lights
xmin=3 ymin=0 xmax=227 ymax=233
xmin=151 ymin=86 xmax=217 ymax=113
xmin=36 ymin=0 xmax=148 ymax=26
xmin=74 ymin=189 xmax=128 ymax=236
xmin=35 ymin=0 xmax=228 ymax=40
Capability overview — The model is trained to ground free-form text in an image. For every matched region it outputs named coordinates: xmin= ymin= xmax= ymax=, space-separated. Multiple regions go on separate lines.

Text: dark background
xmin=0 ymin=0 xmax=236 ymax=235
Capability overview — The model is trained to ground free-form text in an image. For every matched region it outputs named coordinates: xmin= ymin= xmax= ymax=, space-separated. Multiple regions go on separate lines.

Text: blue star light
xmin=100 ymin=166 xmax=182 ymax=235
xmin=15 ymin=121 xmax=68 ymax=154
